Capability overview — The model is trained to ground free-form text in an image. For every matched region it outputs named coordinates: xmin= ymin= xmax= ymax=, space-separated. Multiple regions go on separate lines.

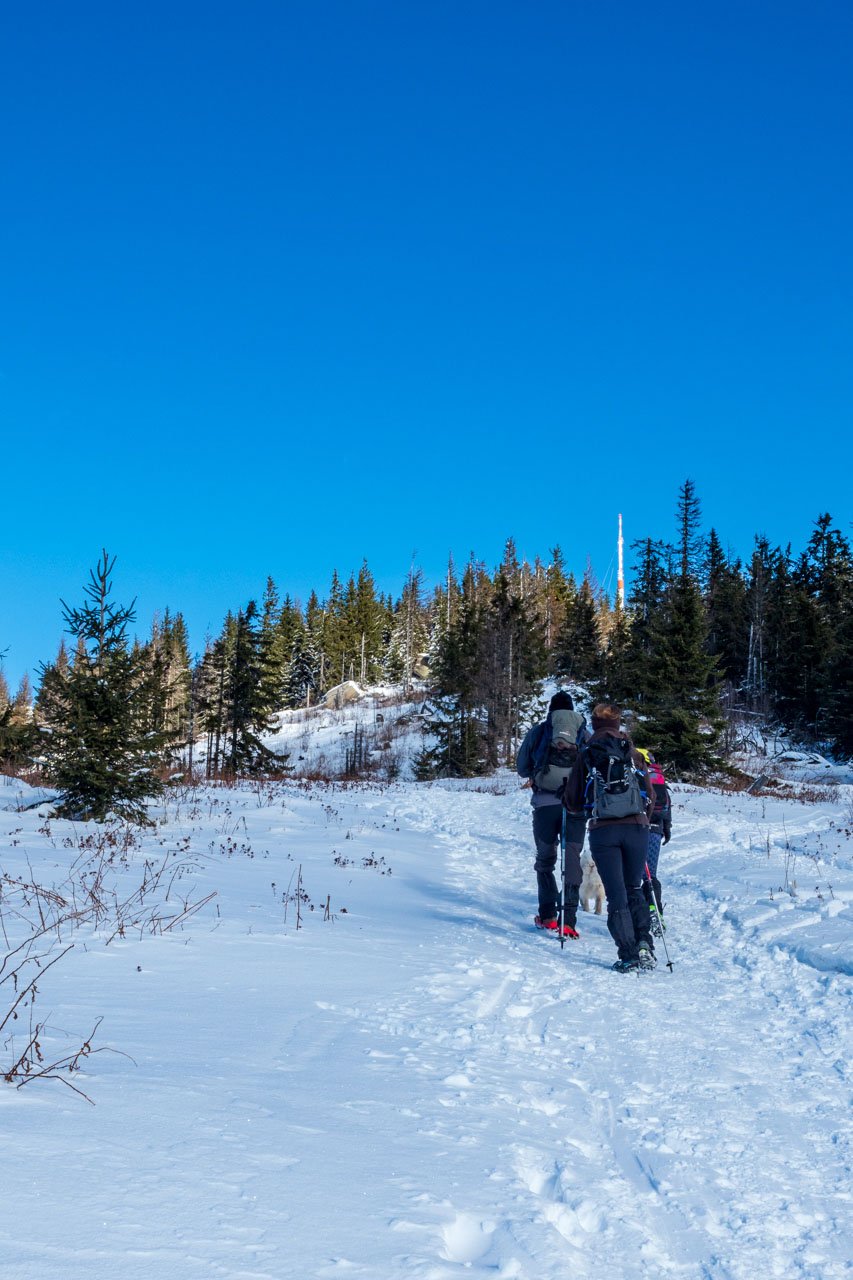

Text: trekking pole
xmin=559 ymin=808 xmax=567 ymax=951
xmin=645 ymin=860 xmax=673 ymax=972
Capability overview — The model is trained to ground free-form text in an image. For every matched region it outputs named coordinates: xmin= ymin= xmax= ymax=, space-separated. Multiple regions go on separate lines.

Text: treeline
xmin=2 ymin=483 xmax=852 ymax=811
xmin=418 ymin=483 xmax=853 ymax=777
xmin=1 ymin=556 xmax=430 ymax=806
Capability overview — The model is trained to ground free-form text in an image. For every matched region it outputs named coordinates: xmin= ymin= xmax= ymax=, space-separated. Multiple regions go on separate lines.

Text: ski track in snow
xmin=0 ymin=774 xmax=852 ymax=1279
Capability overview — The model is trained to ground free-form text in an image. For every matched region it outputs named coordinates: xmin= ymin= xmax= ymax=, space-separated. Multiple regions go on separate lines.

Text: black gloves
xmin=662 ymin=819 xmax=672 ymax=845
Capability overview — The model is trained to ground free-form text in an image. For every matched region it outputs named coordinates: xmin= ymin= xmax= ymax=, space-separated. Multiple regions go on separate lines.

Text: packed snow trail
xmin=1 ymin=774 xmax=851 ymax=1279
xmin=373 ymin=781 xmax=853 ymax=1279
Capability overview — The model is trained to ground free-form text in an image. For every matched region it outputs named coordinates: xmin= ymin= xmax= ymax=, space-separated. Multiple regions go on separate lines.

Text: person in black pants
xmin=516 ymin=691 xmax=587 ymax=937
xmin=530 ymin=797 xmax=587 ymax=937
xmin=563 ymin=703 xmax=657 ymax=971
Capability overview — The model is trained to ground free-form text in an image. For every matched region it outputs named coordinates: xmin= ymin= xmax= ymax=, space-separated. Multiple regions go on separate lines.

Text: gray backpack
xmin=533 ymin=708 xmax=585 ymax=793
xmin=582 ymin=734 xmax=647 ymax=820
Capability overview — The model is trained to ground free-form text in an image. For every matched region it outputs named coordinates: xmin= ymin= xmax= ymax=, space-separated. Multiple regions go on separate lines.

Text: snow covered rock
xmin=771 ymin=750 xmax=832 ymax=766
xmin=323 ymin=680 xmax=365 ymax=709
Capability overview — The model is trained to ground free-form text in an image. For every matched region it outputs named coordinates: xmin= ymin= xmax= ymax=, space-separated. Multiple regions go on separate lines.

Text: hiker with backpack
xmin=636 ymin=747 xmax=672 ymax=936
xmin=563 ymin=703 xmax=658 ymax=972
xmin=516 ymin=691 xmax=588 ymax=938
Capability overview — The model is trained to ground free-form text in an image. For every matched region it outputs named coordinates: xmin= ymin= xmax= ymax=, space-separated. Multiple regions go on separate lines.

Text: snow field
xmin=0 ymin=770 xmax=851 ymax=1279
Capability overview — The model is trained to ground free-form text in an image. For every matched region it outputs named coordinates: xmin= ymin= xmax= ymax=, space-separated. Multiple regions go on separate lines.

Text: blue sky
xmin=2 ymin=0 xmax=852 ymax=689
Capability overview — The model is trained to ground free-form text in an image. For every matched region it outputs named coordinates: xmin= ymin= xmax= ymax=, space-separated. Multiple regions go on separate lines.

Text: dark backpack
xmin=582 ymin=735 xmax=648 ymax=821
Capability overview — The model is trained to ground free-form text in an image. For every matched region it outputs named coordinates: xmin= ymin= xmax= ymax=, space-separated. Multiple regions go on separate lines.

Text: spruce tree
xmin=595 ymin=602 xmax=637 ymax=706
xmin=322 ymin=570 xmax=353 ymax=687
xmin=353 ymin=560 xmax=385 ymax=682
xmin=276 ymin=595 xmax=302 ymax=667
xmin=637 ymin=487 xmax=723 ymax=776
xmin=543 ymin=546 xmax=571 ymax=660
xmin=826 ymin=606 xmax=853 ymax=756
xmin=166 ymin=611 xmax=192 ymax=737
xmin=34 ymin=639 xmax=68 ymax=728
xmin=423 ymin=585 xmax=489 ymax=777
xmin=480 ymin=570 xmax=546 ymax=765
xmin=194 ymin=613 xmax=243 ymax=777
xmin=704 ymin=529 xmax=749 ymax=689
xmin=745 ymin=536 xmax=776 ymax=709
xmin=553 ymin=570 xmax=600 ymax=684
xmin=767 ymin=550 xmax=825 ymax=735
xmin=764 ymin=519 xmax=852 ymax=745
xmin=226 ymin=602 xmax=289 ymax=776
xmin=804 ymin=514 xmax=853 ymax=626
xmin=0 ymin=661 xmax=37 ymax=769
xmin=675 ymin=478 xmax=704 ymax=576
xmin=304 ymin=591 xmax=327 ymax=691
xmin=803 ymin=517 xmax=853 ymax=753
xmin=342 ymin=574 xmax=360 ymax=681
xmin=638 ymin=573 xmax=723 ymax=776
xmin=386 ymin=563 xmax=429 ymax=690
xmin=283 ymin=622 xmax=318 ymax=708
xmin=256 ymin=577 xmax=288 ymax=719
xmin=629 ymin=537 xmax=668 ymax=675
xmin=498 ymin=536 xmax=522 ymax=595
xmin=38 ymin=551 xmax=172 ymax=822
xmin=423 ymin=558 xmax=460 ymax=687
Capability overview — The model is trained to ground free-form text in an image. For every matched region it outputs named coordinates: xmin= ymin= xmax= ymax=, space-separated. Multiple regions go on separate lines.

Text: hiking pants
xmin=588 ymin=824 xmax=652 ymax=959
xmin=644 ymin=830 xmax=664 ymax=913
xmin=532 ymin=806 xmax=584 ymax=925
xmin=646 ymin=831 xmax=663 ymax=879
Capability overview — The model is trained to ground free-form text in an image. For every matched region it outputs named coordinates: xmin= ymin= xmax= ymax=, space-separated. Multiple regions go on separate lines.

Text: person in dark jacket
xmin=516 ymin=691 xmax=587 ymax=937
xmin=563 ymin=703 xmax=657 ymax=971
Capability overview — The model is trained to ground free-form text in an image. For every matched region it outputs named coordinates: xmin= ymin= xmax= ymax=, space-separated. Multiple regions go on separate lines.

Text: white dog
xmin=579 ymin=851 xmax=606 ymax=915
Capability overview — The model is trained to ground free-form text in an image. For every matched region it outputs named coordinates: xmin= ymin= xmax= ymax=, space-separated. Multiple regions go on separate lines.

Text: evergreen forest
xmin=2 ymin=483 xmax=852 ymax=815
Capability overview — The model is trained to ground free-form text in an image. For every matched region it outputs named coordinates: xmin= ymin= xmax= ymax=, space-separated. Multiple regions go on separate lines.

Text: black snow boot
xmin=562 ymin=883 xmax=580 ymax=930
xmin=642 ymin=876 xmax=663 ymax=912
xmin=627 ymin=886 xmax=654 ymax=952
xmin=642 ymin=877 xmax=665 ymax=936
xmin=607 ymin=906 xmax=638 ymax=962
xmin=640 ymin=875 xmax=660 ymax=916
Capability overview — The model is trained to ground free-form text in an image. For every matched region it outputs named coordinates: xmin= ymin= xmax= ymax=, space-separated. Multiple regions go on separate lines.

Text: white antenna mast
xmin=617 ymin=513 xmax=625 ymax=608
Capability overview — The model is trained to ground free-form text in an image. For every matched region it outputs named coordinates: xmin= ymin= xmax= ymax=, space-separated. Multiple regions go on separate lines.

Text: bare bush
xmin=0 ymin=819 xmax=217 ymax=1100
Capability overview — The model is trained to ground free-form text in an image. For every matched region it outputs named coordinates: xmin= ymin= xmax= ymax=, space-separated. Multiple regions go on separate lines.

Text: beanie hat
xmin=549 ymin=691 xmax=574 ymax=712
xmin=591 ymin=702 xmax=621 ymax=731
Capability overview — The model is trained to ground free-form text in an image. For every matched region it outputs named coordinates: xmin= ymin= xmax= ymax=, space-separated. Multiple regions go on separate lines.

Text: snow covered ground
xmin=1 ymin=766 xmax=852 ymax=1279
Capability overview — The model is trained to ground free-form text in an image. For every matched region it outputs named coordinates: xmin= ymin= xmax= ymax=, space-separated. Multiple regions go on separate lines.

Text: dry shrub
xmin=1 ymin=819 xmax=216 ymax=1101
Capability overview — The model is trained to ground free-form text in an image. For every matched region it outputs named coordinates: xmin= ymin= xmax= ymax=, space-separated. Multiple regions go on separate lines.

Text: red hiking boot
xmin=534 ymin=916 xmax=579 ymax=939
